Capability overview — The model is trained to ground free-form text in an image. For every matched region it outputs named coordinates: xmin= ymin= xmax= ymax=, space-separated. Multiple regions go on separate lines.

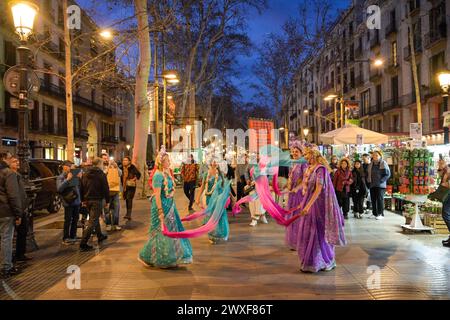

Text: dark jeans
xmin=15 ymin=214 xmax=28 ymax=258
xmin=183 ymin=181 xmax=196 ymax=209
xmin=237 ymin=181 xmax=246 ymax=201
xmin=105 ymin=193 xmax=120 ymax=226
xmin=123 ymin=187 xmax=136 ymax=217
xmin=370 ymin=187 xmax=386 ymax=217
xmin=336 ymin=191 xmax=350 ymax=216
xmin=63 ymin=205 xmax=80 ymax=240
xmin=80 ymin=200 xmax=104 ymax=245
xmin=352 ymin=193 xmax=365 ymax=214
xmin=0 ymin=217 xmax=15 ymax=270
xmin=442 ymin=196 xmax=450 ymax=232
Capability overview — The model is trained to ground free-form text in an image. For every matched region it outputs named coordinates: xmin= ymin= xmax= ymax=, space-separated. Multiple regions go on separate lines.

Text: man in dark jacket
xmin=0 ymin=152 xmax=23 ymax=278
xmin=367 ymin=150 xmax=391 ymax=220
xmin=9 ymin=156 xmax=31 ymax=262
xmin=79 ymin=158 xmax=110 ymax=251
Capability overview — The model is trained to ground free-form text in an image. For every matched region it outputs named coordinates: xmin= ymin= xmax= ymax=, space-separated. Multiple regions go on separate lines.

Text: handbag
xmin=60 ymin=187 xmax=78 ymax=204
xmin=243 ymin=184 xmax=255 ymax=196
xmin=428 ymin=184 xmax=450 ymax=203
xmin=126 ymin=179 xmax=137 ymax=187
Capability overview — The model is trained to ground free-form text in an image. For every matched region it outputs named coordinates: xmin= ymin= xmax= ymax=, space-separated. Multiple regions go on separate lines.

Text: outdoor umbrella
xmin=319 ymin=124 xmax=389 ymax=145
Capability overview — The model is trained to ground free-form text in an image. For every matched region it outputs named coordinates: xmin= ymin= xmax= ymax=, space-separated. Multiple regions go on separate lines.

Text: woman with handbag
xmin=57 ymin=160 xmax=82 ymax=245
xmin=121 ymin=156 xmax=141 ymax=221
xmin=333 ymin=158 xmax=353 ymax=220
xmin=436 ymin=158 xmax=450 ymax=247
xmin=105 ymin=160 xmax=122 ymax=231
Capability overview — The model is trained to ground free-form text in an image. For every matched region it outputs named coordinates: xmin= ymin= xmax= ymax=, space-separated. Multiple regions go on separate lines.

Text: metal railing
xmin=403 ymin=39 xmax=423 ymax=60
xmin=101 ymin=136 xmax=119 ymax=144
xmin=424 ymin=26 xmax=447 ymax=49
xmin=369 ymin=104 xmax=381 ymax=115
xmin=383 ymin=97 xmax=400 ymax=112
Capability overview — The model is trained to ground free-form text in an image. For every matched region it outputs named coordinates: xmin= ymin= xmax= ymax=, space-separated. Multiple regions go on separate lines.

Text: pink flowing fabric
xmin=232 ymin=194 xmax=257 ymax=216
xmin=181 ymin=198 xmax=231 ymax=222
xmin=162 ymin=182 xmax=231 ymax=239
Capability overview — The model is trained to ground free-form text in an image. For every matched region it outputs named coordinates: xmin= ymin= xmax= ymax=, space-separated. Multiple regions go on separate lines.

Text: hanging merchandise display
xmin=397 ymin=148 xmax=436 ymax=195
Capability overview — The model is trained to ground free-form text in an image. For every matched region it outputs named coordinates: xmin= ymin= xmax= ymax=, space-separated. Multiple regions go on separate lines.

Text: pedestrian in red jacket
xmin=333 ymin=158 xmax=353 ymax=220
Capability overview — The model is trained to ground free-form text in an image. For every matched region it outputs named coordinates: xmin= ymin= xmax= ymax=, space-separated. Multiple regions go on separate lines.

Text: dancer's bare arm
xmin=195 ymin=178 xmax=206 ymax=206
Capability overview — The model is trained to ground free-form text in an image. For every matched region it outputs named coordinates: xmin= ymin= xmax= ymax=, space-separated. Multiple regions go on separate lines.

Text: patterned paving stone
xmin=1 ymin=189 xmax=449 ymax=300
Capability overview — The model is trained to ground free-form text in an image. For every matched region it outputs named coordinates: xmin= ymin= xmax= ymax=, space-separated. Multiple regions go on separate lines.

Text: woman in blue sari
xmin=196 ymin=160 xmax=229 ymax=244
xmin=138 ymin=147 xmax=193 ymax=268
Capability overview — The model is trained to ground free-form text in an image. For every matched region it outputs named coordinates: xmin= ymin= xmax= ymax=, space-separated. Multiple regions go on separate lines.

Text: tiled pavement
xmin=1 ymin=189 xmax=449 ymax=300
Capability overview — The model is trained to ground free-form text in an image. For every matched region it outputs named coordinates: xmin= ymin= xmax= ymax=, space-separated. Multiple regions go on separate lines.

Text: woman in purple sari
xmin=285 ymin=140 xmax=307 ymax=250
xmin=296 ymin=148 xmax=346 ymax=272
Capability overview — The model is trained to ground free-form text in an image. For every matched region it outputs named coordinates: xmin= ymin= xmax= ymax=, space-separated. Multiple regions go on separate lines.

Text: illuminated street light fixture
xmin=373 ymin=58 xmax=384 ymax=67
xmin=438 ymin=70 xmax=450 ymax=144
xmin=324 ymin=94 xmax=338 ymax=101
xmin=99 ymin=29 xmax=114 ymax=40
xmin=303 ymin=128 xmax=310 ymax=138
xmin=10 ymin=0 xmax=39 ymax=42
xmin=303 ymin=109 xmax=309 ymax=114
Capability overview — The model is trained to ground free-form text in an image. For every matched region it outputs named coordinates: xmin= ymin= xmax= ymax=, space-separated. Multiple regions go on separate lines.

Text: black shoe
xmin=80 ymin=244 xmax=94 ymax=252
xmin=97 ymin=235 xmax=108 ymax=243
xmin=15 ymin=255 xmax=33 ymax=262
xmin=443 ymin=242 xmax=450 ymax=248
xmin=344 ymin=215 xmax=349 ymax=220
xmin=123 ymin=216 xmax=131 ymax=221
xmin=1 ymin=267 xmax=20 ymax=278
xmin=442 ymin=237 xmax=450 ymax=245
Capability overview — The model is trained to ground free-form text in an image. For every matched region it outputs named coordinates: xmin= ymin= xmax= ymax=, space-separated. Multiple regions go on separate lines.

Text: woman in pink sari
xmin=296 ymin=148 xmax=346 ymax=272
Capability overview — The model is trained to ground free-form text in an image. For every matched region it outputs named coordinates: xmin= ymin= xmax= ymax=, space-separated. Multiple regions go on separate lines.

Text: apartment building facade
xmin=285 ymin=0 xmax=449 ymax=146
xmin=0 ymin=0 xmax=133 ymax=164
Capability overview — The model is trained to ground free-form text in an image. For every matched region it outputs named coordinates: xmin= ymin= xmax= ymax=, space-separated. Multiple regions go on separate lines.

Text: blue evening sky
xmin=77 ymin=0 xmax=352 ymax=102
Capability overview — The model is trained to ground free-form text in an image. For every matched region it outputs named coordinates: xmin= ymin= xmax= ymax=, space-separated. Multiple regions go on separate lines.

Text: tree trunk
xmin=133 ymin=0 xmax=152 ymax=198
xmin=63 ymin=0 xmax=74 ymax=162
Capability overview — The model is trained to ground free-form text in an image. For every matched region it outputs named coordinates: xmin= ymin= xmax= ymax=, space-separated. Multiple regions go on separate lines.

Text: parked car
xmin=28 ymin=159 xmax=63 ymax=214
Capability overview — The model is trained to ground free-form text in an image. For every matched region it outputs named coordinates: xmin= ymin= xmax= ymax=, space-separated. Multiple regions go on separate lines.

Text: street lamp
xmin=303 ymin=128 xmax=310 ymax=140
xmin=126 ymin=144 xmax=131 ymax=155
xmin=438 ymin=70 xmax=450 ymax=144
xmin=10 ymin=1 xmax=39 ymax=42
xmin=99 ymin=30 xmax=114 ymax=40
xmin=162 ymin=70 xmax=179 ymax=148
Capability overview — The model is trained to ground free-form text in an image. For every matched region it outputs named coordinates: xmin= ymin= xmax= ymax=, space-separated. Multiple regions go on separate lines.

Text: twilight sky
xmin=77 ymin=0 xmax=352 ymax=102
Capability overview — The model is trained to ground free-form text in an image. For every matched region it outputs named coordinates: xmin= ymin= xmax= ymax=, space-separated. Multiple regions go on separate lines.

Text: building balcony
xmin=400 ymin=92 xmax=418 ymax=106
xmin=369 ymin=104 xmax=382 ymax=115
xmin=424 ymin=26 xmax=447 ymax=50
xmin=75 ymin=129 xmax=89 ymax=140
xmin=431 ymin=117 xmax=444 ymax=131
xmin=385 ymin=22 xmax=397 ymax=38
xmin=386 ymin=55 xmax=400 ymax=74
xmin=369 ymin=68 xmax=382 ymax=82
xmin=354 ymin=46 xmax=363 ymax=58
xmin=383 ymin=97 xmax=400 ymax=112
xmin=355 ymin=75 xmax=364 ymax=87
xmin=40 ymin=81 xmax=65 ymax=99
xmin=403 ymin=41 xmax=423 ymax=61
xmin=370 ymin=36 xmax=380 ymax=50
xmin=289 ymin=112 xmax=298 ymax=121
xmin=408 ymin=0 xmax=420 ymax=16
xmin=102 ymin=136 xmax=119 ymax=144
xmin=388 ymin=126 xmax=402 ymax=133
xmin=73 ymin=95 xmax=113 ymax=117
xmin=322 ymin=82 xmax=334 ymax=94
xmin=120 ymin=136 xmax=127 ymax=142
xmin=42 ymin=125 xmax=55 ymax=135
xmin=56 ymin=128 xmax=68 ymax=136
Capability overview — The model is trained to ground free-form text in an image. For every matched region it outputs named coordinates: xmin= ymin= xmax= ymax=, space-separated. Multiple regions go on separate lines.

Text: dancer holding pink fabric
xmin=285 ymin=139 xmax=307 ymax=250
xmin=295 ymin=148 xmax=346 ymax=272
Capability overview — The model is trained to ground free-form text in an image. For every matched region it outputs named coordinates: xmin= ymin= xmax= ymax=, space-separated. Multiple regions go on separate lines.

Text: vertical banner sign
xmin=356 ymin=134 xmax=363 ymax=145
xmin=248 ymin=118 xmax=275 ymax=155
xmin=410 ymin=123 xmax=422 ymax=140
xmin=444 ymin=111 xmax=450 ymax=127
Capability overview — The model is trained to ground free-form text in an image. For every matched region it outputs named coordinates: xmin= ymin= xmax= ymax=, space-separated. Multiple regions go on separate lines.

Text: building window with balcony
xmin=391 ymin=76 xmax=399 ymax=107
xmin=57 ymin=109 xmax=67 ymax=135
xmin=391 ymin=41 xmax=398 ymax=66
xmin=429 ymin=51 xmax=445 ymax=95
xmin=74 ymin=113 xmax=82 ymax=135
xmin=30 ymin=101 xmax=40 ymax=131
xmin=43 ymin=104 xmax=54 ymax=133
xmin=361 ymin=90 xmax=370 ymax=116
xmin=392 ymin=114 xmax=400 ymax=133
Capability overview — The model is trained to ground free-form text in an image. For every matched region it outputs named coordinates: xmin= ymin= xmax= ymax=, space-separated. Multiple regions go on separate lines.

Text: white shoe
xmin=375 ymin=215 xmax=384 ymax=220
xmin=249 ymin=219 xmax=258 ymax=227
xmin=114 ymin=225 xmax=122 ymax=231
xmin=260 ymin=215 xmax=268 ymax=224
xmin=106 ymin=225 xmax=112 ymax=231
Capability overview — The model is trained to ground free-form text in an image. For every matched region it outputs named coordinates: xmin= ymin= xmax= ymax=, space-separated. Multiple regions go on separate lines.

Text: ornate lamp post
xmin=438 ymin=70 xmax=450 ymax=145
xmin=9 ymin=0 xmax=39 ymax=178
xmin=162 ymin=70 xmax=179 ymax=148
